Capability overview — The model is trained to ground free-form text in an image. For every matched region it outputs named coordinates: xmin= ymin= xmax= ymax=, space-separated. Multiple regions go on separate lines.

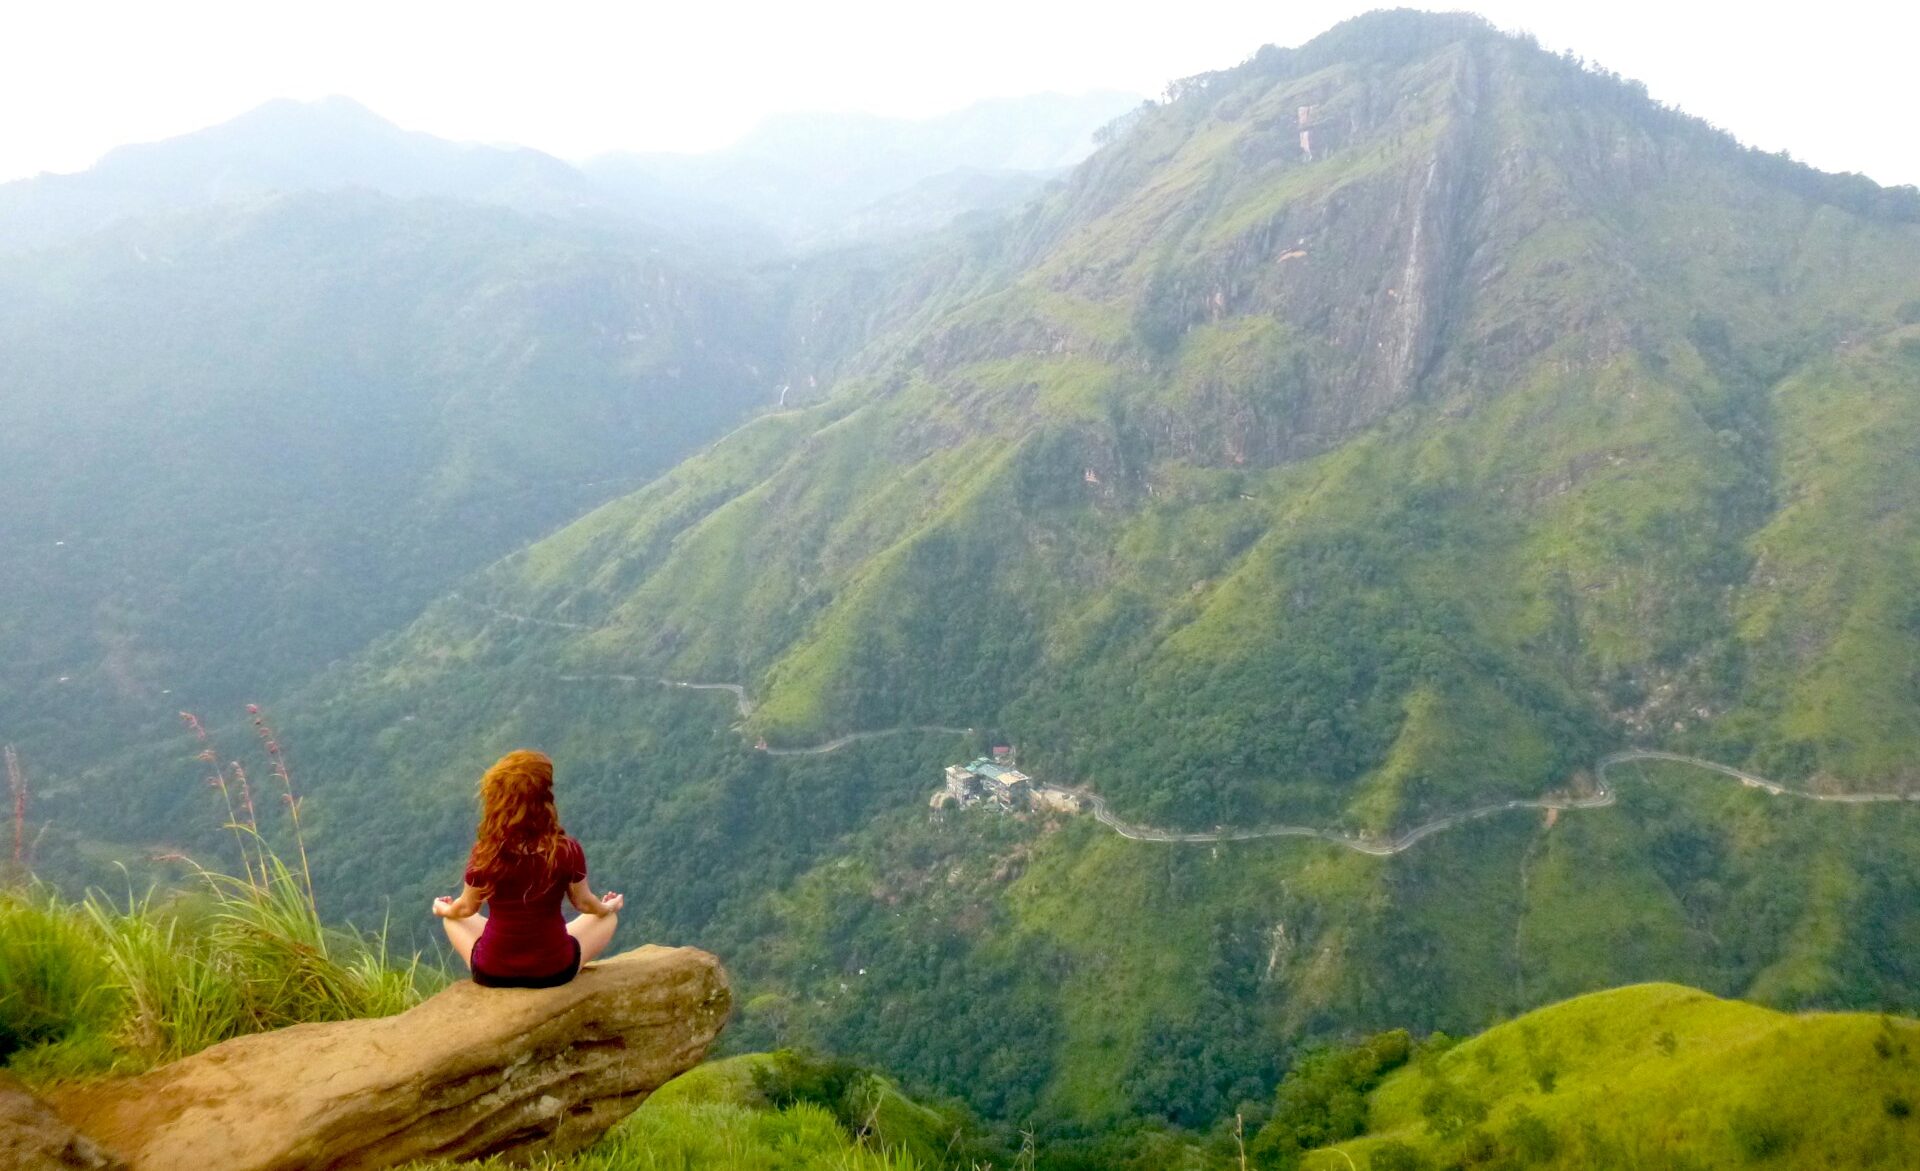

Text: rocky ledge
xmin=47 ymin=944 xmax=729 ymax=1171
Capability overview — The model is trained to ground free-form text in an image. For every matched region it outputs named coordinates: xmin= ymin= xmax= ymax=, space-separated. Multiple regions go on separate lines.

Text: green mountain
xmin=348 ymin=7 xmax=1920 ymax=825
xmin=30 ymin=6 xmax=1920 ymax=1141
xmin=1313 ymin=983 xmax=1920 ymax=1170
xmin=0 ymin=97 xmax=610 ymax=254
xmin=0 ymin=191 xmax=783 ymax=777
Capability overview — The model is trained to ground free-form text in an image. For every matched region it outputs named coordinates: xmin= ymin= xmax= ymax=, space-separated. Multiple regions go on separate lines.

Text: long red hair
xmin=466 ymin=749 xmax=569 ymax=895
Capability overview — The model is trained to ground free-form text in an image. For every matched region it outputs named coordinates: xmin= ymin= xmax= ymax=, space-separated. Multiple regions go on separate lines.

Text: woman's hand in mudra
xmin=435 ymin=886 xmax=483 ymax=920
xmin=598 ymin=891 xmax=624 ymax=915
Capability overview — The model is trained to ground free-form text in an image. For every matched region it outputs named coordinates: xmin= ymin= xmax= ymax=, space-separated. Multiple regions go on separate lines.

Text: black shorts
xmin=472 ymin=936 xmax=582 ymax=989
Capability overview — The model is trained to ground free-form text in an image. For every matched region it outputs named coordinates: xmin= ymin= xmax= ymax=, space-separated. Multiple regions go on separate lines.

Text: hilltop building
xmin=928 ymin=752 xmax=1091 ymax=817
xmin=935 ymin=755 xmax=1033 ymax=810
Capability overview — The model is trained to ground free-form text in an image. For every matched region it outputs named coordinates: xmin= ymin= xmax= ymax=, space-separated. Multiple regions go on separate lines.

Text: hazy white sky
xmin=4 ymin=0 xmax=1916 ymax=186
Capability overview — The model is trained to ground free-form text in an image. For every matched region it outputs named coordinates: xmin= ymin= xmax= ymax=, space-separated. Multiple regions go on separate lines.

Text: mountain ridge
xmin=0 ymin=91 xmax=1141 ymax=256
xmin=0 ymin=96 xmax=607 ymax=253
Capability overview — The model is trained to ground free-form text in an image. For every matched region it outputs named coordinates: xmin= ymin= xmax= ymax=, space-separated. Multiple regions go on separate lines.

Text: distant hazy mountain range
xmin=581 ymin=91 xmax=1143 ymax=246
xmin=0 ymin=90 xmax=1142 ymax=253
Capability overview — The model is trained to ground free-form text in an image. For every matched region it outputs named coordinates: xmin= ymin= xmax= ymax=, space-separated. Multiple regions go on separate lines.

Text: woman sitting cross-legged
xmin=433 ymin=748 xmax=623 ymax=987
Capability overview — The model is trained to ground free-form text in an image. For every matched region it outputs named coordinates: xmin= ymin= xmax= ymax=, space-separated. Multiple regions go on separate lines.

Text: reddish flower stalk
xmin=229 ymin=759 xmax=267 ymax=894
xmin=228 ymin=760 xmax=260 ymax=837
xmin=180 ymin=710 xmax=259 ymax=883
xmin=5 ymin=745 xmax=26 ymax=878
xmin=249 ymin=704 xmax=314 ymax=907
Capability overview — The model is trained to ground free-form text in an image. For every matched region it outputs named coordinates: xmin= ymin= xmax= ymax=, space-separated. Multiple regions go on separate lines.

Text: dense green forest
xmin=8 ymin=6 xmax=1920 ymax=1155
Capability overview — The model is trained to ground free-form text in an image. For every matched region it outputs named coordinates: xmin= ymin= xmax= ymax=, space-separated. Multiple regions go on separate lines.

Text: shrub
xmin=1727 ymin=1106 xmax=1798 ymax=1161
xmin=506 ymin=1098 xmax=930 ymax=1171
xmin=1368 ymin=1140 xmax=1432 ymax=1171
xmin=1502 ymin=1107 xmax=1558 ymax=1163
xmin=1249 ymin=1030 xmax=1414 ymax=1167
xmin=1455 ymin=1127 xmax=1498 ymax=1165
xmin=1418 ymin=1080 xmax=1488 ymax=1139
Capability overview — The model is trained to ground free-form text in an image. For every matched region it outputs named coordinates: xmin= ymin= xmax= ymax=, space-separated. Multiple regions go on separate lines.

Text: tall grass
xmin=0 ymin=890 xmax=123 ymax=1073
xmin=0 ymin=851 xmax=443 ymax=1081
xmin=77 ymin=845 xmax=438 ymax=1066
xmin=0 ymin=705 xmax=444 ymax=1082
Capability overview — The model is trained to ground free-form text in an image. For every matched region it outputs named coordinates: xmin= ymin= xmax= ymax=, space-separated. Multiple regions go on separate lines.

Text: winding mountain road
xmin=761 ymin=727 xmax=975 ymax=756
xmin=1054 ymin=750 xmax=1916 ymax=856
xmin=475 ymin=596 xmax=1920 ymax=856
xmin=556 ymin=673 xmax=756 ymax=719
xmin=555 ymin=672 xmax=968 ymax=748
xmin=630 ymin=671 xmax=1919 ymax=855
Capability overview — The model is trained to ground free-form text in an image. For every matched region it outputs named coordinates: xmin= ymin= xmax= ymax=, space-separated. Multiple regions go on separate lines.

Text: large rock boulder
xmin=49 ymin=945 xmax=728 ymax=1171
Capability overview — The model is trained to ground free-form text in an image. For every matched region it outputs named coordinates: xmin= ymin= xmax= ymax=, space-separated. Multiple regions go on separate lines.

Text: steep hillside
xmin=1321 ymin=983 xmax=1920 ymax=1169
xmin=0 ymin=191 xmax=783 ymax=779
xmin=54 ymin=8 xmax=1920 ymax=1133
xmin=430 ymin=9 xmax=1920 ymax=828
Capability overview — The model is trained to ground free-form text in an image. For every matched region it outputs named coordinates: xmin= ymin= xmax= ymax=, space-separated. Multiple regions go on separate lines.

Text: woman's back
xmin=467 ymin=836 xmax=586 ymax=980
xmin=433 ymin=749 xmax=623 ymax=987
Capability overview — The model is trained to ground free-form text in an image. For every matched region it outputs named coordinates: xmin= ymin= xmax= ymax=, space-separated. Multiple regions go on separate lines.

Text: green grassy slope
xmin=1325 ymin=983 xmax=1920 ymax=1170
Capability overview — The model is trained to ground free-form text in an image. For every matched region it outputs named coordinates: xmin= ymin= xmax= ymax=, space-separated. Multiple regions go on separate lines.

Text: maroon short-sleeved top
xmin=465 ymin=835 xmax=587 ymax=979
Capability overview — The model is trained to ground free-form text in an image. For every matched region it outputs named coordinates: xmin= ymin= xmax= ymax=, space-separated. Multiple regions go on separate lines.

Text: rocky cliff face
xmin=49 ymin=946 xmax=729 ymax=1171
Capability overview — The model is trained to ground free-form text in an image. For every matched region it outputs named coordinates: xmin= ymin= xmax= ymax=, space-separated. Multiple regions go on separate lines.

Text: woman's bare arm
xmin=568 ymin=880 xmax=624 ymax=916
xmin=431 ymin=884 xmax=487 ymax=919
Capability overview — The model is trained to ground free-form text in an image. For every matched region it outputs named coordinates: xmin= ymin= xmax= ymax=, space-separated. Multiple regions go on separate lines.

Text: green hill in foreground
xmin=408 ymin=1052 xmax=987 ymax=1171
xmin=1319 ymin=983 xmax=1920 ymax=1170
